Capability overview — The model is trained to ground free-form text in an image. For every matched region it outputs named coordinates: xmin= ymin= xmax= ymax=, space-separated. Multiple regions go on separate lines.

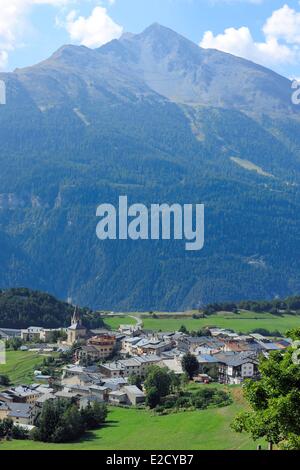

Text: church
xmin=67 ymin=307 xmax=88 ymax=345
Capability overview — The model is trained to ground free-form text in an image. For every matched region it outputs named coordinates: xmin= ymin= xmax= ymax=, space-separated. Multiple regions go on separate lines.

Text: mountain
xmin=0 ymin=288 xmax=103 ymax=329
xmin=0 ymin=24 xmax=300 ymax=311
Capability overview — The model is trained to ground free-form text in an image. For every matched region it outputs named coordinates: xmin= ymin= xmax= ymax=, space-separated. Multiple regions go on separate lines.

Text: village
xmin=0 ymin=307 xmax=292 ymax=435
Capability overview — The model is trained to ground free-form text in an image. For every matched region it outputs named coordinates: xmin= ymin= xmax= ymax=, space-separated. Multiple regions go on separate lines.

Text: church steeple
xmin=67 ymin=306 xmax=87 ymax=345
xmin=71 ymin=306 xmax=82 ymax=326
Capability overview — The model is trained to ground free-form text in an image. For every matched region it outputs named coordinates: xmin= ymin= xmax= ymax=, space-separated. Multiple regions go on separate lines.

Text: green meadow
xmin=103 ymin=315 xmax=137 ymax=330
xmin=0 ymin=388 xmax=263 ymax=450
xmin=0 ymin=351 xmax=46 ymax=386
xmin=104 ymin=311 xmax=300 ymax=334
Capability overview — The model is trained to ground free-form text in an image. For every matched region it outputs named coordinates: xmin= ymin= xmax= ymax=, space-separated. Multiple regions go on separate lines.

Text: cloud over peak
xmin=64 ymin=6 xmax=123 ymax=48
xmin=200 ymin=4 xmax=300 ymax=70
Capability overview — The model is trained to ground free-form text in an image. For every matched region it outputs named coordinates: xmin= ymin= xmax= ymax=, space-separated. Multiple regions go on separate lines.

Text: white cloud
xmin=64 ymin=6 xmax=123 ymax=48
xmin=0 ymin=51 xmax=8 ymax=70
xmin=200 ymin=4 xmax=300 ymax=69
xmin=263 ymin=4 xmax=300 ymax=44
xmin=0 ymin=0 xmax=72 ymax=70
xmin=200 ymin=26 xmax=295 ymax=67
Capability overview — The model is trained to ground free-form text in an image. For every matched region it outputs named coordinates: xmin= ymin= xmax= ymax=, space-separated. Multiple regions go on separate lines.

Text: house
xmin=101 ymin=377 xmax=128 ymax=391
xmin=61 ymin=364 xmax=105 ymax=387
xmin=107 ymin=385 xmax=146 ymax=406
xmin=36 ymin=393 xmax=56 ymax=407
xmin=196 ymin=354 xmax=220 ymax=373
xmin=255 ymin=340 xmax=282 ymax=352
xmin=21 ymin=327 xmax=57 ymax=343
xmin=223 ymin=339 xmax=263 ymax=353
xmin=122 ymin=336 xmax=143 ymax=354
xmin=1 ymin=386 xmax=41 ymax=404
xmin=0 ymin=402 xmax=36 ymax=425
xmin=136 ymin=339 xmax=172 ymax=356
xmin=218 ymin=353 xmax=259 ymax=385
xmin=54 ymin=390 xmax=80 ymax=401
xmin=122 ymin=386 xmax=146 ymax=406
xmin=159 ymin=357 xmax=183 ymax=374
xmin=99 ymin=361 xmax=124 ymax=378
xmin=99 ymin=355 xmax=161 ymax=378
xmin=119 ymin=324 xmax=141 ymax=336
xmin=0 ymin=328 xmax=21 ymax=340
xmin=78 ymin=334 xmax=117 ymax=361
xmin=177 ymin=336 xmax=223 ymax=354
xmin=21 ymin=327 xmax=43 ymax=342
xmin=108 ymin=390 xmax=128 ymax=405
xmin=88 ymin=385 xmax=110 ymax=401
xmin=79 ymin=395 xmax=105 ymax=409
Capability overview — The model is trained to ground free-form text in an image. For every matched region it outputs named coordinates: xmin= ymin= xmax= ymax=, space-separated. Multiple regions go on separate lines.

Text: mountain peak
xmin=139 ymin=22 xmax=185 ymax=40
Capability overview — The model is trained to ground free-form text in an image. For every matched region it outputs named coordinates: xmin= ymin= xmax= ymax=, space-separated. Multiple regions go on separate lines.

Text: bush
xmin=0 ymin=375 xmax=10 ymax=386
xmin=155 ymin=387 xmax=232 ymax=412
xmin=33 ymin=399 xmax=107 ymax=443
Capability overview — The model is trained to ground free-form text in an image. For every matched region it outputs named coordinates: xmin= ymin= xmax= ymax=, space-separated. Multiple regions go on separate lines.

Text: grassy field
xmin=0 ymin=350 xmax=46 ymax=385
xmin=0 ymin=388 xmax=262 ymax=450
xmin=103 ymin=316 xmax=137 ymax=330
xmin=104 ymin=311 xmax=300 ymax=334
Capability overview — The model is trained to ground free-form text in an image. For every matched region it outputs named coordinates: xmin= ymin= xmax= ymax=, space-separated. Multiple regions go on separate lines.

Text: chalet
xmin=218 ymin=353 xmax=259 ymax=385
xmin=0 ymin=402 xmax=36 ymax=425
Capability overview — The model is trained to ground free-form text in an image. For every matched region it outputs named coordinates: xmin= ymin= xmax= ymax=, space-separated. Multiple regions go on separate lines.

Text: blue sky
xmin=1 ymin=0 xmax=300 ymax=78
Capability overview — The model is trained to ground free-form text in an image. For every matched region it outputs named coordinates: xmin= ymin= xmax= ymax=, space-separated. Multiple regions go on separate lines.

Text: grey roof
xmin=12 ymin=386 xmax=41 ymax=397
xmin=109 ymin=390 xmax=127 ymax=397
xmin=219 ymin=351 xmax=259 ymax=367
xmin=7 ymin=403 xmax=32 ymax=419
xmin=36 ymin=394 xmax=56 ymax=404
xmin=55 ymin=391 xmax=80 ymax=399
xmin=68 ymin=323 xmax=87 ymax=331
xmin=0 ymin=328 xmax=21 ymax=338
xmin=197 ymin=354 xmax=220 ymax=364
xmin=123 ymin=337 xmax=143 ymax=344
xmin=90 ymin=329 xmax=111 ymax=335
xmin=102 ymin=377 xmax=128 ymax=385
xmin=89 ymin=385 xmax=109 ymax=392
xmin=68 ymin=385 xmax=90 ymax=393
xmin=25 ymin=327 xmax=43 ymax=333
xmin=257 ymin=341 xmax=281 ymax=351
xmin=133 ymin=354 xmax=161 ymax=364
xmin=123 ymin=385 xmax=146 ymax=398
